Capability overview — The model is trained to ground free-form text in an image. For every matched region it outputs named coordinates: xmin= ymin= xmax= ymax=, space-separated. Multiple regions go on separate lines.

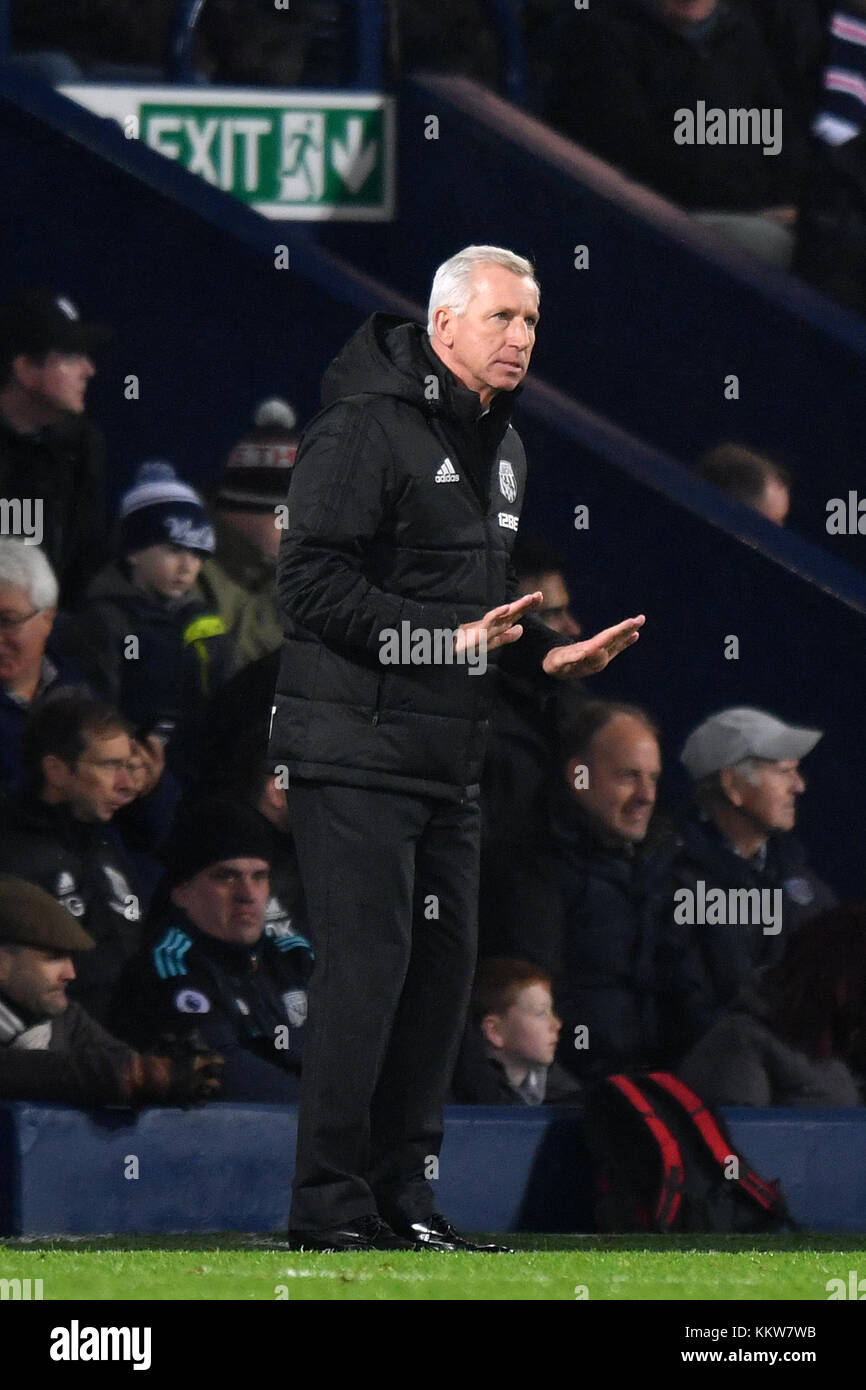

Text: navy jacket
xmin=662 ymin=810 xmax=837 ymax=1043
xmin=111 ymin=907 xmax=313 ymax=1103
xmin=483 ymin=788 xmax=697 ymax=1082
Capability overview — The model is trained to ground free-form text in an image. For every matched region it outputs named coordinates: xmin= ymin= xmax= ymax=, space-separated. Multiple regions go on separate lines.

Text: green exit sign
xmin=61 ymin=86 xmax=395 ymax=220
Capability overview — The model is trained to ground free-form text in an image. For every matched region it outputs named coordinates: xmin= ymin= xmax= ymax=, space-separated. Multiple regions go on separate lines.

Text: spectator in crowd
xmin=512 ymin=537 xmax=582 ymax=639
xmin=64 ymin=461 xmax=235 ymax=788
xmin=812 ymin=1 xmax=866 ymax=148
xmin=749 ymin=0 xmax=829 ymax=132
xmin=0 ymin=541 xmax=93 ymax=790
xmin=0 ymin=874 xmax=222 ymax=1105
xmin=112 ymin=797 xmax=309 ymax=1102
xmin=481 ymin=536 xmax=585 ymax=851
xmin=695 ymin=443 xmax=791 ymax=524
xmin=678 ymin=904 xmax=866 ymax=1107
xmin=205 ymin=647 xmax=281 ymax=772
xmin=10 ymin=0 xmax=177 ymax=75
xmin=394 ymin=1 xmax=501 ymax=88
xmin=224 ymin=724 xmax=312 ymax=956
xmin=451 ymin=957 xmax=581 ymax=1105
xmin=544 ymin=0 xmax=810 ymax=265
xmin=794 ymin=3 xmax=866 ymax=312
xmin=0 ymin=695 xmax=148 ymax=1023
xmin=482 ymin=701 xmax=695 ymax=1081
xmin=202 ymin=400 xmax=298 ymax=669
xmin=198 ymin=1 xmax=349 ymax=87
xmin=666 ymin=706 xmax=837 ymax=1044
xmin=0 ymin=290 xmax=112 ymax=604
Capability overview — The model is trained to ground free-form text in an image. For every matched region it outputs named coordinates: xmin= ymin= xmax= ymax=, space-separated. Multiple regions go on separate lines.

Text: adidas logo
xmin=434 ymin=458 xmax=460 ymax=483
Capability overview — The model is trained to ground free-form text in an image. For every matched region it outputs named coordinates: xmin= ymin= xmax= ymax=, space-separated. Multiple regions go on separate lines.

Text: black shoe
xmin=287 ymin=1215 xmax=416 ymax=1252
xmin=394 ymin=1212 xmax=513 ymax=1253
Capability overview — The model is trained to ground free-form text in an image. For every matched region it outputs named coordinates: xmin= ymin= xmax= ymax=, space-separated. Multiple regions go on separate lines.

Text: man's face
xmin=222 ymin=509 xmax=283 ymax=562
xmin=45 ymin=730 xmax=136 ymax=821
xmin=0 ymin=944 xmax=75 ymax=1017
xmin=569 ymin=714 xmax=661 ymax=844
xmin=662 ymin=0 xmax=718 ymax=23
xmin=489 ymin=982 xmax=562 ymax=1069
xmin=434 ymin=264 xmax=539 ymax=405
xmin=127 ymin=543 xmax=202 ymax=600
xmin=722 ymin=758 xmax=805 ymax=835
xmin=0 ymin=583 xmax=53 ymax=693
xmin=172 ymin=858 xmax=270 ymax=945
xmin=520 ymin=571 xmax=581 ymax=638
xmin=15 ymin=350 xmax=95 ymax=417
xmin=758 ymin=477 xmax=790 ymax=526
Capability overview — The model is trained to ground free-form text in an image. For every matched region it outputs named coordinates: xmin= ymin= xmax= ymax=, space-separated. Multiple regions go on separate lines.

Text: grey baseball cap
xmin=680 ymin=707 xmax=823 ymax=780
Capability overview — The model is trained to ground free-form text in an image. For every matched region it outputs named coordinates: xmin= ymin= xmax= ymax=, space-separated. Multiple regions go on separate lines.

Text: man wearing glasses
xmin=0 ymin=539 xmax=86 ymax=791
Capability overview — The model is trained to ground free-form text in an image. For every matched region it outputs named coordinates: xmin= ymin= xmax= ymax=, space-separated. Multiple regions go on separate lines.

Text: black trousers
xmin=287 ymin=781 xmax=481 ymax=1232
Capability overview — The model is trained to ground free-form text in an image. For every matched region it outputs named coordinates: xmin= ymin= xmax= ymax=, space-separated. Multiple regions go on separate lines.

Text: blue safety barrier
xmin=1 ymin=1103 xmax=865 ymax=1235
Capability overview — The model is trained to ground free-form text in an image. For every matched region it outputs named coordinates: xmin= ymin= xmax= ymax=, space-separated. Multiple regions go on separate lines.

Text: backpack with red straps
xmin=583 ymin=1071 xmax=795 ymax=1233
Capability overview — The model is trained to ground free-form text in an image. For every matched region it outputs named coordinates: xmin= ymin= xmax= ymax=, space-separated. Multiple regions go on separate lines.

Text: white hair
xmin=0 ymin=540 xmax=59 ymax=609
xmin=426 ymin=245 xmax=540 ymax=337
xmin=729 ymin=757 xmax=768 ymax=787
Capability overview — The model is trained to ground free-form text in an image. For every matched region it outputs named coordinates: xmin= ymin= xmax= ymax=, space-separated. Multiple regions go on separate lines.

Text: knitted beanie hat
xmin=161 ymin=795 xmax=275 ymax=892
xmin=216 ymin=398 xmax=299 ymax=511
xmin=119 ymin=461 xmax=216 ymax=556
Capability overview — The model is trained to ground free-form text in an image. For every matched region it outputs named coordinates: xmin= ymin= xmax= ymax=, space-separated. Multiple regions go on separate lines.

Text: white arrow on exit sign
xmin=331 ymin=117 xmax=378 ymax=193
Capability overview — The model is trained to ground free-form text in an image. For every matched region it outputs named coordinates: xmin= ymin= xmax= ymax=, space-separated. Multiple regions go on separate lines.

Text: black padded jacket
xmin=270 ymin=313 xmax=568 ymax=801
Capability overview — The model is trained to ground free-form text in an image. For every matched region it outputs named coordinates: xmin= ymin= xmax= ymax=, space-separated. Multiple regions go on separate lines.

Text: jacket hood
xmin=321 ymin=313 xmax=521 ymax=430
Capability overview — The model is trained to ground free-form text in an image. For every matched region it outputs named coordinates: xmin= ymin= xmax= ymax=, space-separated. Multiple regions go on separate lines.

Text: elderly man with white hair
xmin=0 ymin=540 xmax=86 ymax=789
xmin=663 ymin=706 xmax=837 ymax=1055
xmin=271 ymin=244 xmax=646 ymax=1252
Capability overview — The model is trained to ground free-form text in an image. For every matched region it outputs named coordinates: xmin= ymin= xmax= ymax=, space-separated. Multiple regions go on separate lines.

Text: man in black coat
xmin=0 ymin=694 xmax=144 ymax=1023
xmin=0 ymin=291 xmax=112 ymax=606
xmin=545 ymin=0 xmax=808 ymax=234
xmin=270 ymin=244 xmax=645 ymax=1251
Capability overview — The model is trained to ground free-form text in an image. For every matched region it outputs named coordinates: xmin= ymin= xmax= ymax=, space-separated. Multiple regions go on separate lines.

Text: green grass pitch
xmin=2 ymin=1233 xmax=865 ymax=1300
